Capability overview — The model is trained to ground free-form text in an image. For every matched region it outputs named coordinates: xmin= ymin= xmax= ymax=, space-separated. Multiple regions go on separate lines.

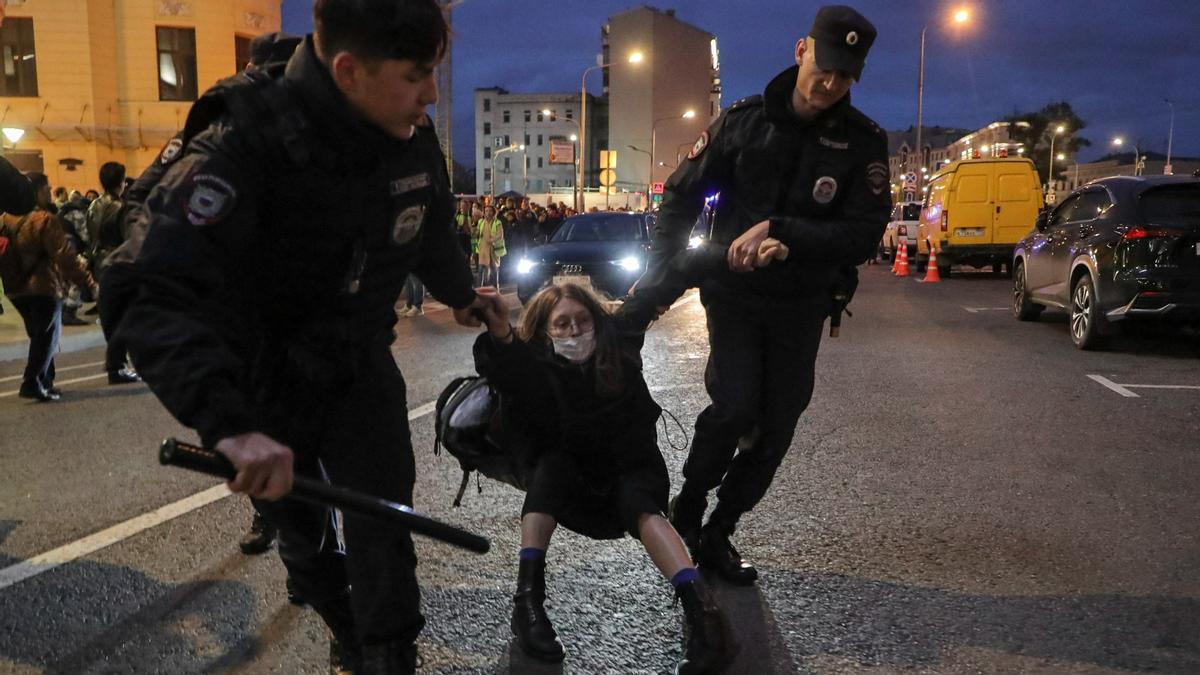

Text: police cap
xmin=809 ymin=5 xmax=877 ymax=81
xmin=249 ymin=31 xmax=302 ymax=68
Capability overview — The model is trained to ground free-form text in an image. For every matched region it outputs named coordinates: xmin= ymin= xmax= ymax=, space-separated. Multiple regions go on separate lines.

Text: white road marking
xmin=0 ymin=361 xmax=105 ymax=384
xmin=1087 ymin=374 xmax=1140 ymax=398
xmin=0 ymin=401 xmax=439 ymax=592
xmin=0 ymin=372 xmax=112 ymax=398
xmin=1123 ymin=384 xmax=1200 ymax=391
xmin=962 ymin=307 xmax=1009 ymax=314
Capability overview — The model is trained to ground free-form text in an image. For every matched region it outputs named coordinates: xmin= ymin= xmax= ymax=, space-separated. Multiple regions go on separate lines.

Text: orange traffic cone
xmin=890 ymin=240 xmax=900 ymax=273
xmin=894 ymin=241 xmax=910 ymax=277
xmin=921 ymin=249 xmax=941 ymax=283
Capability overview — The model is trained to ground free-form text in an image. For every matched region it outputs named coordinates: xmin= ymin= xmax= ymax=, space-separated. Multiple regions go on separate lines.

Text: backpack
xmin=433 ymin=375 xmax=526 ymax=506
xmin=0 ymin=214 xmax=44 ymax=293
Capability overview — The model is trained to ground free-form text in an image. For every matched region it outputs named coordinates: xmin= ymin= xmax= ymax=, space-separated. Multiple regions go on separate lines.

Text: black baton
xmin=159 ymin=438 xmax=490 ymax=554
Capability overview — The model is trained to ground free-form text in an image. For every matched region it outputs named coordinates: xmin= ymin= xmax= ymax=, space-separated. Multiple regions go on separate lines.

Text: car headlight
xmin=516 ymin=258 xmax=536 ymax=275
xmin=617 ymin=256 xmax=641 ymax=272
xmin=688 ymin=235 xmax=703 ymax=249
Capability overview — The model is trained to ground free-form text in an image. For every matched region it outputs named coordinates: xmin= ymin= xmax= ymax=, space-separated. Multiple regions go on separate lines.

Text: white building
xmin=473 ymin=89 xmax=604 ymax=197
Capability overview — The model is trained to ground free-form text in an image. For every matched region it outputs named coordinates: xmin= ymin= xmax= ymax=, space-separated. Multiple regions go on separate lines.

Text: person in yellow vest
xmin=476 ymin=204 xmax=506 ymax=288
xmin=454 ymin=198 xmax=473 ymax=259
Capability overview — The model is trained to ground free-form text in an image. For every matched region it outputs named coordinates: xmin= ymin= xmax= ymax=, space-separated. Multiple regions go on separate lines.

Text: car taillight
xmin=941 ymin=212 xmax=949 ymax=233
xmin=898 ymin=225 xmax=908 ymax=236
xmin=1123 ymin=225 xmax=1178 ymax=240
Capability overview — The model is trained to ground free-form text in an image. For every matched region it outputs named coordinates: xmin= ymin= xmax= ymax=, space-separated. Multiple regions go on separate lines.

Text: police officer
xmin=633 ymin=5 xmax=890 ymax=585
xmin=0 ymin=156 xmax=33 ymax=216
xmin=113 ymin=2 xmax=493 ymax=673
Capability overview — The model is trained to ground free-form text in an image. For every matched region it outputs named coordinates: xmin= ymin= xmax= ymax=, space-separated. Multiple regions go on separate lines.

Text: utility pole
xmin=435 ymin=2 xmax=453 ymax=185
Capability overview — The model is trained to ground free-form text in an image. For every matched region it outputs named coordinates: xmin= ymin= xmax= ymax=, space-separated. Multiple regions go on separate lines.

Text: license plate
xmin=1195 ymin=242 xmax=1200 ymax=256
xmin=955 ymin=228 xmax=985 ymax=237
xmin=553 ymin=274 xmax=592 ymax=289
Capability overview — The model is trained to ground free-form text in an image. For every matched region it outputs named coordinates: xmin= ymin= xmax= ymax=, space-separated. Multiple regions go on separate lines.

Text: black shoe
xmin=18 ymin=385 xmax=60 ymax=402
xmin=329 ymin=632 xmax=362 ymax=675
xmin=285 ymin=576 xmax=307 ymax=607
xmin=360 ymin=640 xmax=417 ymax=675
xmin=668 ymin=490 xmax=707 ymax=561
xmin=675 ymin=578 xmax=735 ymax=675
xmin=107 ymin=367 xmax=141 ymax=385
xmin=697 ymin=521 xmax=758 ymax=586
xmin=511 ymin=557 xmax=565 ymax=662
xmin=238 ymin=512 xmax=276 ymax=555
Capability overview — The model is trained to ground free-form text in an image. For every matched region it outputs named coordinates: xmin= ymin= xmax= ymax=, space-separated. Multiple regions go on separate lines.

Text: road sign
xmin=903 ymin=171 xmax=917 ymax=189
xmin=651 ymin=182 xmax=665 ymax=194
xmin=549 ymin=139 xmax=574 ymax=164
xmin=599 ymin=168 xmax=616 ymax=187
xmin=599 ymin=150 xmax=618 ymax=169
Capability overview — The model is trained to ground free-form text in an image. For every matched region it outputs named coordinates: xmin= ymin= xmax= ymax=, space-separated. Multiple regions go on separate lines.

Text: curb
xmin=0 ymin=328 xmax=106 ymax=364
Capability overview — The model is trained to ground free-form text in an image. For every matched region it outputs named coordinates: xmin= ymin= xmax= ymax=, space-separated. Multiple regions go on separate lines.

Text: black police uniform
xmin=644 ymin=30 xmax=891 ymax=535
xmin=115 ymin=36 xmax=476 ymax=652
xmin=0 ymin=156 xmax=34 ymax=215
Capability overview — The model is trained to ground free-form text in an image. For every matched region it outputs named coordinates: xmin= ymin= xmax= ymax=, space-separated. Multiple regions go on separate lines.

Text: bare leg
xmin=638 ymin=513 xmax=694 ymax=579
xmin=521 ymin=512 xmax=558 ymax=550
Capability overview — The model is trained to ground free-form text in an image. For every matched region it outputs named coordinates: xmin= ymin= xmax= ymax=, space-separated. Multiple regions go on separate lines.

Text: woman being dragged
xmin=473 ymin=282 xmax=733 ymax=673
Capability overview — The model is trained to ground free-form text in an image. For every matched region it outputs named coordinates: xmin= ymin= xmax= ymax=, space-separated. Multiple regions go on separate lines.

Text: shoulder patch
xmin=160 ymin=137 xmax=184 ymax=165
xmin=687 ymin=131 xmax=710 ymax=160
xmin=182 ymin=173 xmax=238 ymax=226
xmin=866 ymin=162 xmax=889 ymax=196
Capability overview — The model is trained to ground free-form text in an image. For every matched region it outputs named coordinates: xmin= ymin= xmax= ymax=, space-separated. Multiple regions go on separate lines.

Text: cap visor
xmin=812 ymin=39 xmax=865 ymax=81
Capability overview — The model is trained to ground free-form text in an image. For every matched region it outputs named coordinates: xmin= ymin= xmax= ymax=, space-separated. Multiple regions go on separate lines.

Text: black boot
xmin=310 ymin=590 xmax=363 ymax=675
xmin=675 ymin=579 xmax=734 ymax=674
xmin=511 ymin=557 xmax=565 ymax=662
xmin=696 ymin=512 xmax=758 ymax=586
xmin=360 ymin=640 xmax=417 ymax=675
xmin=238 ymin=511 xmax=276 ymax=555
xmin=668 ymin=488 xmax=707 ymax=560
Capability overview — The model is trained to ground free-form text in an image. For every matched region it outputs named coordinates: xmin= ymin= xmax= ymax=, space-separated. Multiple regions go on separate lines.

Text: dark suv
xmin=514 ymin=212 xmax=654 ymax=304
xmin=1012 ymin=175 xmax=1200 ymax=349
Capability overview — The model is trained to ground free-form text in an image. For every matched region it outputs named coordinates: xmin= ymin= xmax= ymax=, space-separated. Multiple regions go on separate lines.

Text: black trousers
xmin=10 ymin=295 xmax=62 ymax=393
xmin=523 ymin=450 xmax=669 ymax=540
xmin=252 ymin=344 xmax=423 ymax=647
xmin=683 ymin=290 xmax=826 ymax=519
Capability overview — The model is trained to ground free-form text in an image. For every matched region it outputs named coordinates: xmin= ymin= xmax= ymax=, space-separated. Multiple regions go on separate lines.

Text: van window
xmin=997 ymin=173 xmax=1031 ymax=202
xmin=901 ymin=203 xmax=922 ymax=221
xmin=956 ymin=175 xmax=988 ymax=203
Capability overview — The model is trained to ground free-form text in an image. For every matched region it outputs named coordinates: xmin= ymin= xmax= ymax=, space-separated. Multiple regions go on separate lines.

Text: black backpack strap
xmin=433 ymin=375 xmax=475 ymax=456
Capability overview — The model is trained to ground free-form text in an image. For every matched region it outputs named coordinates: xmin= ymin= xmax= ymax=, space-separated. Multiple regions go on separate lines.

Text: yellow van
xmin=919 ymin=158 xmax=1043 ymax=276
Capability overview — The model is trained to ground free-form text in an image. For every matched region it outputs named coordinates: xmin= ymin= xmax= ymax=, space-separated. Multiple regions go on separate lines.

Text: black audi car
xmin=1012 ymin=175 xmax=1200 ymax=349
xmin=514 ymin=211 xmax=655 ymax=304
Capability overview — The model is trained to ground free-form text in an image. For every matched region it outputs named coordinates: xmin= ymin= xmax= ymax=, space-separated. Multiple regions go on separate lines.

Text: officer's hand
xmin=625 ymin=279 xmax=671 ymax=317
xmin=216 ymin=432 xmax=294 ymax=501
xmin=453 ymin=289 xmax=496 ymax=328
xmin=728 ymin=220 xmax=772 ymax=273
xmin=755 ymin=238 xmax=790 ymax=267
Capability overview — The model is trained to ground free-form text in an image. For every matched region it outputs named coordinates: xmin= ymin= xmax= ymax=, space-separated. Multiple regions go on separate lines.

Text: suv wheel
xmin=1070 ymin=274 xmax=1107 ymax=350
xmin=1012 ymin=262 xmax=1043 ymax=321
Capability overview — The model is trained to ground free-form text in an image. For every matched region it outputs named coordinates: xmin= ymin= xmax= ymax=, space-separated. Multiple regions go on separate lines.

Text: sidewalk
xmin=0 ymin=300 xmax=106 ymax=364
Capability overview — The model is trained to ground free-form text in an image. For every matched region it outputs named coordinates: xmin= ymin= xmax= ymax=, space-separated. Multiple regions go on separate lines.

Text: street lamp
xmin=491 ymin=143 xmax=522 ymax=198
xmin=626 ymin=144 xmax=652 ymax=205
xmin=2 ymin=127 xmax=25 ymax=147
xmin=580 ymin=51 xmax=644 ymax=212
xmin=915 ymin=7 xmax=970 ymax=192
xmin=1165 ymin=99 xmax=1175 ymax=174
xmin=650 ymin=110 xmax=695 ymax=198
xmin=1112 ymin=137 xmax=1142 ymax=176
xmin=543 ymin=108 xmax=582 ymax=203
xmin=1047 ymin=124 xmax=1065 ymax=190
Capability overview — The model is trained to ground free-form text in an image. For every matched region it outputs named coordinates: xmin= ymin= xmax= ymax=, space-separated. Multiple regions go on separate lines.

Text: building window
xmin=0 ymin=17 xmax=38 ymax=97
xmin=504 ymin=158 xmax=510 ymax=170
xmin=234 ymin=35 xmax=253 ymax=73
xmin=157 ymin=27 xmax=198 ymax=101
xmin=503 ymin=110 xmax=510 ymax=123
xmin=484 ymin=168 xmax=491 ymax=180
xmin=483 ymin=98 xmax=491 ymax=112
xmin=537 ymin=111 xmax=544 ymax=123
xmin=483 ymin=147 xmax=491 ymax=159
xmin=537 ymin=134 xmax=543 ymax=146
xmin=524 ymin=134 xmax=530 ymax=146
xmin=483 ymin=121 xmax=491 ymax=135
xmin=566 ymin=109 xmax=574 ymax=120
xmin=538 ymin=157 xmax=544 ymax=168
xmin=524 ymin=110 xmax=531 ymax=123
xmin=504 ymin=135 xmax=510 ymax=146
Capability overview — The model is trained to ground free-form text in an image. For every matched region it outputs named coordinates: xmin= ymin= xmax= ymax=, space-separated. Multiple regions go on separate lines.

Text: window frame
xmin=0 ymin=17 xmax=39 ymax=98
xmin=156 ymin=26 xmax=199 ymax=102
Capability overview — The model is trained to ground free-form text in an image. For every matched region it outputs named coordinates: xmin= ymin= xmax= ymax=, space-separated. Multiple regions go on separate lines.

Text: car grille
xmin=560 ymin=264 xmax=584 ymax=275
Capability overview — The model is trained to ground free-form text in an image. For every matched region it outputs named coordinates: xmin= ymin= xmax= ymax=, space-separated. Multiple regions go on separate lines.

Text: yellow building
xmin=0 ymin=0 xmax=281 ymax=192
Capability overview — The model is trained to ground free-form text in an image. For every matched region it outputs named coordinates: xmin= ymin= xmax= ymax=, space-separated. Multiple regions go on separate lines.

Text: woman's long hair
xmin=518 ymin=283 xmax=626 ymax=398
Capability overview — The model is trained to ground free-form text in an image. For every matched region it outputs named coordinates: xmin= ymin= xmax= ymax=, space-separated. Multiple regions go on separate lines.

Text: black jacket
xmin=117 ymin=36 xmax=475 ymax=448
xmin=650 ymin=66 xmax=891 ymax=300
xmin=0 ymin=156 xmax=34 ymax=216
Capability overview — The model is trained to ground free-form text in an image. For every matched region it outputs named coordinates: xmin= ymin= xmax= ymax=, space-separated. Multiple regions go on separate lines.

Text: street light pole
xmin=1047 ymin=124 xmax=1065 ymax=191
xmin=649 ymin=110 xmax=695 ymax=202
xmin=491 ymin=143 xmax=521 ymax=198
xmin=579 ymin=52 xmax=643 ymax=213
xmin=915 ymin=25 xmax=926 ymax=192
xmin=1165 ymin=99 xmax=1175 ymax=173
xmin=542 ymin=109 xmax=581 ymax=206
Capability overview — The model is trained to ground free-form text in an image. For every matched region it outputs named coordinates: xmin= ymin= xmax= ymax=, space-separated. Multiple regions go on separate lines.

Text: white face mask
xmin=550 ymin=329 xmax=596 ymax=364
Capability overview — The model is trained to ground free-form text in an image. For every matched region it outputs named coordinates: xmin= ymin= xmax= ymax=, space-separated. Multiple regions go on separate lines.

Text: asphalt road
xmin=1 ymin=264 xmax=1198 ymax=674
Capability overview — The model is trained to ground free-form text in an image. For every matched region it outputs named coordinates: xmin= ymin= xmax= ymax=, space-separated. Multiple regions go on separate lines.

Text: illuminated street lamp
xmin=1112 ymin=137 xmax=1142 ymax=176
xmin=2 ymin=127 xmax=25 ymax=147
xmin=580 ymin=51 xmax=643 ymax=210
xmin=915 ymin=7 xmax=970 ymax=191
xmin=1047 ymin=124 xmax=1066 ymax=190
xmin=650 ymin=109 xmax=695 ymax=200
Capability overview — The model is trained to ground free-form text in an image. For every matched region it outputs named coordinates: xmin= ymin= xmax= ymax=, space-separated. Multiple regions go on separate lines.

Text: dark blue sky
xmin=282 ymin=1 xmax=1200 ymax=169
